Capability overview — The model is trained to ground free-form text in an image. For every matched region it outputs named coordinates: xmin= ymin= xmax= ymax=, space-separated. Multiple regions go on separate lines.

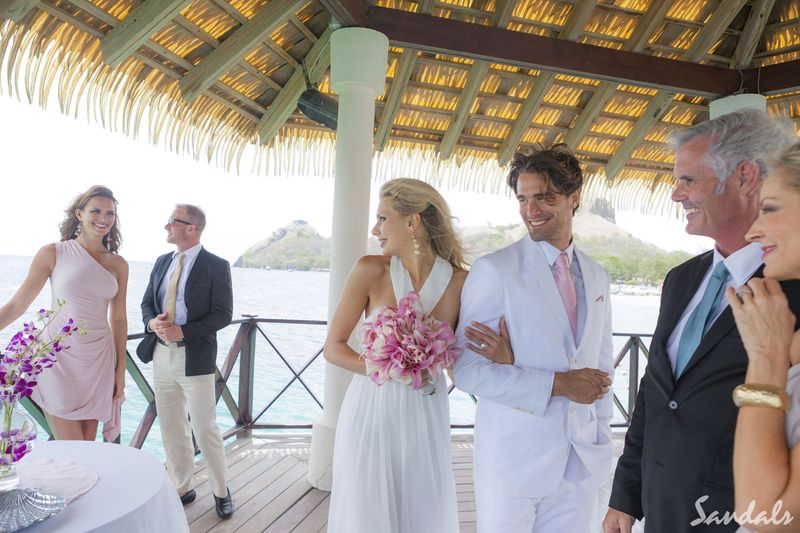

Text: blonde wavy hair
xmin=772 ymin=141 xmax=800 ymax=192
xmin=379 ymin=178 xmax=467 ymax=270
xmin=59 ymin=185 xmax=122 ymax=253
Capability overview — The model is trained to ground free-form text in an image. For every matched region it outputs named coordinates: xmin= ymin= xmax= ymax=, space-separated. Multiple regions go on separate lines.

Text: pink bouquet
xmin=360 ymin=290 xmax=460 ymax=390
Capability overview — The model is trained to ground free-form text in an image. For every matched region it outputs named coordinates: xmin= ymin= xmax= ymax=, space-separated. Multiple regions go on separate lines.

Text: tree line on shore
xmin=236 ymin=218 xmax=693 ymax=286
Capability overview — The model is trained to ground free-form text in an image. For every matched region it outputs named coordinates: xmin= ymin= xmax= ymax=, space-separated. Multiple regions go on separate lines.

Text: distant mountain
xmin=234 ymin=220 xmax=330 ymax=271
xmin=236 ymin=214 xmax=691 ymax=284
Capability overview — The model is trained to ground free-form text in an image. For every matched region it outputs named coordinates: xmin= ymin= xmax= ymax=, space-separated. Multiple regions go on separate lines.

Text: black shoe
xmin=214 ymin=489 xmax=234 ymax=519
xmin=180 ymin=489 xmax=196 ymax=505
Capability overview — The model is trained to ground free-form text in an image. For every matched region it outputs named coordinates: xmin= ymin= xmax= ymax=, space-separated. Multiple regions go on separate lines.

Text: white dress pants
xmin=475 ymin=447 xmax=598 ymax=533
xmin=153 ymin=342 xmax=228 ymax=498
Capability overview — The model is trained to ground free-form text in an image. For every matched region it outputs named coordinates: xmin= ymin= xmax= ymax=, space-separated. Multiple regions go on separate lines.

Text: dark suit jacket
xmin=609 ymin=250 xmax=800 ymax=532
xmin=136 ymin=247 xmax=233 ymax=376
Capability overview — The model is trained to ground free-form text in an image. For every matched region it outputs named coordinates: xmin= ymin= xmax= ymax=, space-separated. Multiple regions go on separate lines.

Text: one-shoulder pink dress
xmin=31 ymin=239 xmax=121 ymax=440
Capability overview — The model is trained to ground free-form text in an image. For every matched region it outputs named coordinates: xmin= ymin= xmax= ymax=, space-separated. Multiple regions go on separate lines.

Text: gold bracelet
xmin=732 ymin=383 xmax=791 ymax=411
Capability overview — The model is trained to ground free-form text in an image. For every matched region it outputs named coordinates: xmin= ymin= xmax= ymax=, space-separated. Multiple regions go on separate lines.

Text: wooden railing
xmin=24 ymin=317 xmax=651 ymax=446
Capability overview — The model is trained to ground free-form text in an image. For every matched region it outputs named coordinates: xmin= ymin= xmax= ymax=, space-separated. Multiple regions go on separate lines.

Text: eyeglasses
xmin=167 ymin=217 xmax=194 ymax=226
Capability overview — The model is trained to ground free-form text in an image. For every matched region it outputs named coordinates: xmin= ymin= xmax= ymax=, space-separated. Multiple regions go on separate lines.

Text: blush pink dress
xmin=31 ymin=239 xmax=122 ymax=440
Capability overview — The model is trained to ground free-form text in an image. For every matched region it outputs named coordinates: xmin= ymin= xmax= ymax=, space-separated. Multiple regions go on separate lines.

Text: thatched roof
xmin=1 ymin=0 xmax=798 ymax=213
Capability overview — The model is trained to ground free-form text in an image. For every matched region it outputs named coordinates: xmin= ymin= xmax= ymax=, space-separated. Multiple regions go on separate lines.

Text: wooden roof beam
xmin=604 ymin=0 xmax=749 ymax=180
xmin=373 ymin=0 xmax=433 ymax=152
xmin=603 ymin=92 xmax=672 ymax=180
xmin=366 ymin=5 xmax=743 ymax=97
xmin=732 ymin=0 xmax=776 ymax=68
xmin=741 ymin=59 xmax=800 ymax=95
xmin=494 ymin=0 xmax=595 ymax=165
xmin=257 ymin=27 xmax=332 ymax=144
xmin=374 ymin=50 xmax=417 ymax=151
xmin=438 ymin=61 xmax=489 ymax=160
xmin=564 ymin=0 xmax=671 ymax=149
xmin=438 ymin=0 xmax=516 ymax=160
xmin=179 ymin=0 xmax=306 ymax=102
xmin=100 ymin=0 xmax=195 ymax=68
xmin=318 ymin=0 xmax=367 ymax=26
xmin=0 ymin=0 xmax=37 ymax=22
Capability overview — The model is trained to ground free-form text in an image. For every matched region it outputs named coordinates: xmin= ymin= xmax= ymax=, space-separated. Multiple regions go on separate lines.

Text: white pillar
xmin=307 ymin=27 xmax=389 ymax=490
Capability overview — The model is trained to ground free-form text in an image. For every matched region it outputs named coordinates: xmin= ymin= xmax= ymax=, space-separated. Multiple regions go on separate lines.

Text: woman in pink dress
xmin=0 ymin=185 xmax=128 ymax=441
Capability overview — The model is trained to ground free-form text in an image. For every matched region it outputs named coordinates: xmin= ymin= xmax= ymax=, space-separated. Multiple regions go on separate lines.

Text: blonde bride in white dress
xmin=324 ymin=178 xmax=467 ymax=533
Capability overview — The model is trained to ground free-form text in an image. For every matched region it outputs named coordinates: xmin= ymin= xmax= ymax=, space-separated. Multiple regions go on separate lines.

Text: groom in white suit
xmin=454 ymin=145 xmax=615 ymax=532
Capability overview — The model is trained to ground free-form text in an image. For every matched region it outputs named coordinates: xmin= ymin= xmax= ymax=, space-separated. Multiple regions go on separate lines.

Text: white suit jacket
xmin=454 ymin=237 xmax=614 ymax=497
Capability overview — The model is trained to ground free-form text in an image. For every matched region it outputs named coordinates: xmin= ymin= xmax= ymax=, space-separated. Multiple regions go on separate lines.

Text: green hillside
xmin=236 ymin=214 xmax=694 ymax=284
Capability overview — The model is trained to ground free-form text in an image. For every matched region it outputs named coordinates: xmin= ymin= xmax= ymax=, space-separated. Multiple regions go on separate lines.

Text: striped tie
xmin=164 ymin=253 xmax=185 ymax=323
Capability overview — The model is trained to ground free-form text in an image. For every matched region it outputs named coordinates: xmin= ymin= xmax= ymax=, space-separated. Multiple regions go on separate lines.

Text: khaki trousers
xmin=153 ymin=342 xmax=228 ymax=498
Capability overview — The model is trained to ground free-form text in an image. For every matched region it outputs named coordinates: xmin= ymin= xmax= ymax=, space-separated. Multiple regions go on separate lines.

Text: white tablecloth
xmin=21 ymin=441 xmax=189 ymax=532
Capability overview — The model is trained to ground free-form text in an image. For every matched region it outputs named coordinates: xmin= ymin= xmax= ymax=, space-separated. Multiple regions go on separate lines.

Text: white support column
xmin=307 ymin=27 xmax=389 ymax=490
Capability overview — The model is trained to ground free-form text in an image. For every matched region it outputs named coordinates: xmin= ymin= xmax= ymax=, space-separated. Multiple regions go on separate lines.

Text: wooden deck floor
xmin=186 ymin=432 xmax=629 ymax=533
xmin=185 ymin=433 xmax=478 ymax=533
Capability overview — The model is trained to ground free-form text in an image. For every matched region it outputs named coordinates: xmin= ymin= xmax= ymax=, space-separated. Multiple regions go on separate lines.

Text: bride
xmin=324 ymin=178 xmax=467 ymax=533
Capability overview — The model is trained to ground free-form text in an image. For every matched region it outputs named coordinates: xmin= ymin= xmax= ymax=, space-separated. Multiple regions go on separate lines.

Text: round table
xmin=21 ymin=441 xmax=189 ymax=532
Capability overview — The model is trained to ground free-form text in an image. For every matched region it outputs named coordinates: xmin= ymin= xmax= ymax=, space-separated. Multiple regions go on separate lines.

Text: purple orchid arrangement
xmin=360 ymin=290 xmax=460 ymax=392
xmin=0 ymin=299 xmax=82 ymax=469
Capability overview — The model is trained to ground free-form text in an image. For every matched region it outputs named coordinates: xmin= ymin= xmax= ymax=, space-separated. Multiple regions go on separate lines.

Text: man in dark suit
xmin=603 ymin=109 xmax=800 ymax=532
xmin=137 ymin=203 xmax=234 ymax=519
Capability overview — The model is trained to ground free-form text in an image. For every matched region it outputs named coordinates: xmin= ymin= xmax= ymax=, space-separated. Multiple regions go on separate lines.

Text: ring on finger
xmin=736 ymin=288 xmax=754 ymax=299
xmin=479 ymin=342 xmax=488 ymax=351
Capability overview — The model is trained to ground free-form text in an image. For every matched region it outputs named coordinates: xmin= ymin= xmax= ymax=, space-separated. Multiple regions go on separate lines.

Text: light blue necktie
xmin=674 ymin=261 xmax=730 ymax=378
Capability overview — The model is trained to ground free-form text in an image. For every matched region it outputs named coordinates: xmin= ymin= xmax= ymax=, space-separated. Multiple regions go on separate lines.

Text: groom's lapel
xmin=574 ymin=248 xmax=599 ymax=351
xmin=524 ymin=240 xmax=572 ymax=338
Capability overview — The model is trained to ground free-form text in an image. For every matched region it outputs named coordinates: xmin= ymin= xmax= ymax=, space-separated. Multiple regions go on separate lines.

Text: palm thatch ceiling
xmin=1 ymin=0 xmax=798 ymax=212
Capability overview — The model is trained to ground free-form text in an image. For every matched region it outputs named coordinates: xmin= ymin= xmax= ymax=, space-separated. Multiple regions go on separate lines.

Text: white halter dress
xmin=327 ymin=256 xmax=459 ymax=533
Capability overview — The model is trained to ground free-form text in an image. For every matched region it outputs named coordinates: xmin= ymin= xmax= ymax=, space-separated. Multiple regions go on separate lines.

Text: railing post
xmin=237 ymin=315 xmax=257 ymax=439
xmin=628 ymin=336 xmax=640 ymax=418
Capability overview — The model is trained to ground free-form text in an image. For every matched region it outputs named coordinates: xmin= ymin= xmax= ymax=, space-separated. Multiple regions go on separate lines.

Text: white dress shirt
xmin=538 ymin=240 xmax=587 ymax=345
xmin=666 ymin=242 xmax=762 ymax=372
xmin=158 ymin=243 xmax=203 ymax=327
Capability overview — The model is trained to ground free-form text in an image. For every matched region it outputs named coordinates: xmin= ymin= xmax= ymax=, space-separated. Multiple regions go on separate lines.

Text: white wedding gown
xmin=327 ymin=255 xmax=460 ymax=533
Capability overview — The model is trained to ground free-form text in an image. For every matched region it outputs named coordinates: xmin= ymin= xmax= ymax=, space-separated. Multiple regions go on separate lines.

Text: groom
xmin=454 ymin=145 xmax=614 ymax=532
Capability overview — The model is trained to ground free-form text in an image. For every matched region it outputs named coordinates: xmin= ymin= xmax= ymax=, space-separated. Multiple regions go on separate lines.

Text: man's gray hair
xmin=176 ymin=204 xmax=206 ymax=233
xmin=669 ymin=108 xmax=795 ymax=188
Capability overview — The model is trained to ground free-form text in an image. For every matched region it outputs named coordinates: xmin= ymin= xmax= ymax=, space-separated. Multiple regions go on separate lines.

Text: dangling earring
xmin=412 ymin=234 xmax=421 ymax=256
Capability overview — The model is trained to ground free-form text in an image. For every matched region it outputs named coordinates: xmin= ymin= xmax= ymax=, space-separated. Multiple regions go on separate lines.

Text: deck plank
xmin=253 ymin=481 xmax=325 ymax=533
xmin=191 ymin=455 xmax=302 ymax=531
xmin=291 ymin=496 xmax=330 ymax=533
xmin=194 ymin=435 xmax=479 ymax=533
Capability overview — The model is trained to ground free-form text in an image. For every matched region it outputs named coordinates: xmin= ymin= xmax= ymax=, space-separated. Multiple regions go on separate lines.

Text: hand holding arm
xmin=453 ymin=258 xmax=555 ymax=415
xmin=464 ymin=316 xmax=514 ymax=365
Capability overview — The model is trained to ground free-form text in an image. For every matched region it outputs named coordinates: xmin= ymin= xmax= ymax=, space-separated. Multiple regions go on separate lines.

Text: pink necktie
xmin=554 ymin=252 xmax=578 ymax=340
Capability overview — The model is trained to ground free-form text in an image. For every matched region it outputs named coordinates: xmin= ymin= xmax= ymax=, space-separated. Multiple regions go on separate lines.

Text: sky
xmin=0 ymin=94 xmax=713 ymax=264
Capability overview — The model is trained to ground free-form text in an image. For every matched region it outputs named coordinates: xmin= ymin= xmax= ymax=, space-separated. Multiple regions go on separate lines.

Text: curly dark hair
xmin=506 ymin=144 xmax=584 ymax=214
xmin=59 ymin=185 xmax=122 ymax=253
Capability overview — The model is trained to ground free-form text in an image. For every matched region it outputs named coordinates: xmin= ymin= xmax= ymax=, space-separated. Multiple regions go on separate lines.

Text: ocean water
xmin=0 ymin=255 xmax=658 ymax=459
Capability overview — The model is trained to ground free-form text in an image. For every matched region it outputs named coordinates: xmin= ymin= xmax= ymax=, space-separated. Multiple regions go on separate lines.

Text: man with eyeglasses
xmin=137 ymin=204 xmax=234 ymax=519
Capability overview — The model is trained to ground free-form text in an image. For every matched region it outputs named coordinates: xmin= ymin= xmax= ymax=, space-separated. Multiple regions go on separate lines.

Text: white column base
xmin=307 ymin=416 xmax=337 ymax=490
